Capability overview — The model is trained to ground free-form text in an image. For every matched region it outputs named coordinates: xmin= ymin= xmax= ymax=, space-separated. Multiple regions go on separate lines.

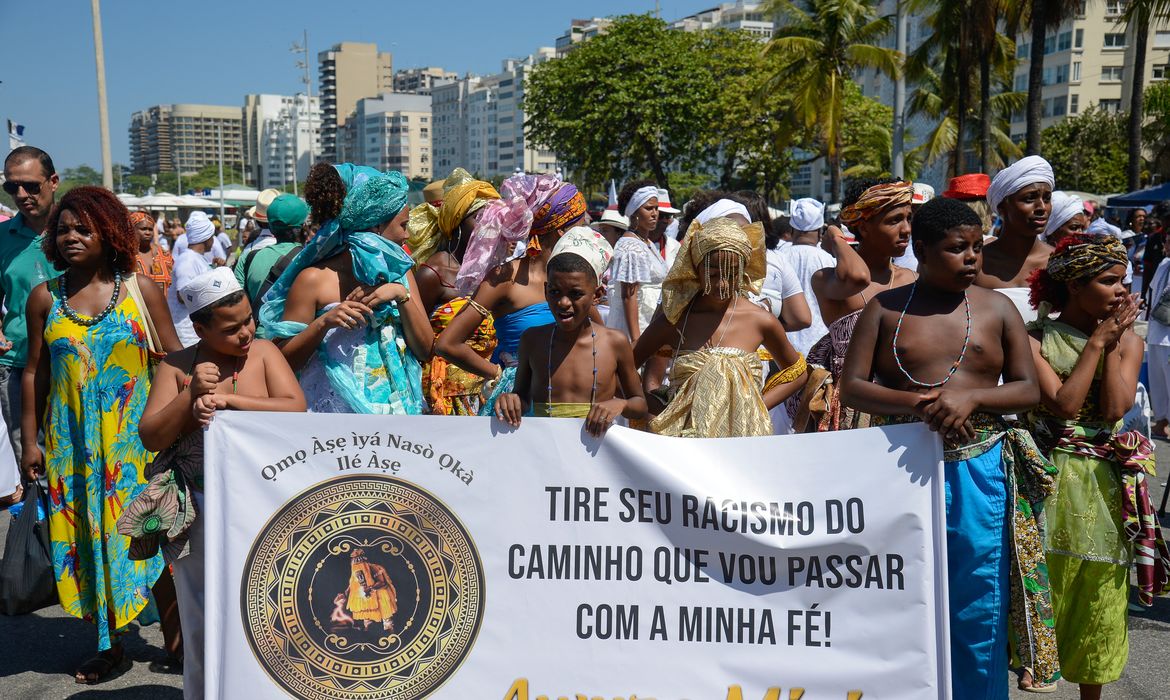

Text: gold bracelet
xmin=466 ymin=299 xmax=491 ymax=319
xmin=764 ymin=353 xmax=807 ymax=392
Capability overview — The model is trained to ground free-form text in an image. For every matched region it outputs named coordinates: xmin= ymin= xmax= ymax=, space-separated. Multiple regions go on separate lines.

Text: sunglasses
xmin=2 ymin=180 xmax=44 ymax=196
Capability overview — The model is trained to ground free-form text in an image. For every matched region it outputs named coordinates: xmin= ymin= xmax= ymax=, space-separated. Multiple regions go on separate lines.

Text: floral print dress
xmin=42 ymin=280 xmax=163 ymax=651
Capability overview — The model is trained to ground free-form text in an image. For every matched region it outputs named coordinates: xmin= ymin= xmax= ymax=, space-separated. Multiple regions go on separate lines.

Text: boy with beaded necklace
xmin=840 ymin=197 xmax=1060 ymax=696
xmin=495 ymin=228 xmax=647 ymax=437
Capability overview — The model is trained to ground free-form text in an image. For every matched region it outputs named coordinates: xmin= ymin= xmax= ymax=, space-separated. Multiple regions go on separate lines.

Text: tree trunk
xmin=720 ymin=148 xmax=738 ymax=189
xmin=639 ymin=135 xmax=669 ymax=190
xmin=954 ymin=26 xmax=971 ymax=176
xmin=980 ymin=48 xmax=993 ymax=172
xmin=1025 ymin=0 xmax=1047 ymax=156
xmin=829 ymin=133 xmax=843 ymax=203
xmin=1128 ymin=19 xmax=1149 ymax=191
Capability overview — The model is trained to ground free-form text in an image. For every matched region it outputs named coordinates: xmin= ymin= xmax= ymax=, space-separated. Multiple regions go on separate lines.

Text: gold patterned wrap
xmin=839 ymin=180 xmax=914 ymax=227
xmin=533 ymin=403 xmax=592 ymax=418
xmin=651 ymin=347 xmax=771 ymax=438
xmin=660 ymin=217 xmax=766 ymax=324
xmin=406 ymin=168 xmax=500 ymax=265
xmin=423 ymin=297 xmax=497 ymax=416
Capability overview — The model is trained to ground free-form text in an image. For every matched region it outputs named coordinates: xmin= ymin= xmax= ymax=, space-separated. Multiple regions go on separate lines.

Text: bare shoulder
xmin=872 ymin=284 xmax=913 ymax=311
xmin=484 ymin=258 xmax=519 ymax=287
xmin=598 ymin=325 xmax=633 ymax=352
xmin=162 ymin=344 xmax=198 ymax=372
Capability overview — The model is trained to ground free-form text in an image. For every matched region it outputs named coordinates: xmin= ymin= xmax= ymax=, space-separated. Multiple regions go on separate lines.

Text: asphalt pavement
xmin=1 ymin=442 xmax=1167 ymax=699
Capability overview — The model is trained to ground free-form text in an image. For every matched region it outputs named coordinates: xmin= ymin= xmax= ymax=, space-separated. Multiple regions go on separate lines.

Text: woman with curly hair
xmin=262 ymin=168 xmax=433 ymax=414
xmin=20 ymin=186 xmax=183 ymax=683
xmin=1024 ymin=233 xmax=1167 ymax=699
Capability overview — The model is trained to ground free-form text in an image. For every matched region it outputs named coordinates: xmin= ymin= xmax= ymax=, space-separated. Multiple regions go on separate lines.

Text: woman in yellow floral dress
xmin=20 ymin=187 xmax=182 ymax=683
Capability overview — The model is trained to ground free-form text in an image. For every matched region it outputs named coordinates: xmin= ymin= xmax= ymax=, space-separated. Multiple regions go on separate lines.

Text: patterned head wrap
xmin=661 ymin=216 xmax=766 ymax=323
xmin=839 ymin=181 xmax=914 ymax=228
xmin=407 ymin=168 xmax=500 ymax=265
xmin=549 ymin=226 xmax=614 ymax=281
xmin=531 ymin=183 xmax=587 ymax=238
xmin=339 ymin=170 xmax=411 ymax=233
xmin=129 ymin=211 xmax=155 ymax=229
xmin=986 ymin=156 xmax=1054 ymax=213
xmin=1046 ymin=234 xmax=1129 ymax=282
xmin=454 ymin=174 xmax=565 ymax=296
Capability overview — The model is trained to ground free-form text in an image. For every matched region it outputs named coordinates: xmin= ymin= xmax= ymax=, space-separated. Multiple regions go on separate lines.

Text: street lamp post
xmin=90 ymin=0 xmax=113 ymax=189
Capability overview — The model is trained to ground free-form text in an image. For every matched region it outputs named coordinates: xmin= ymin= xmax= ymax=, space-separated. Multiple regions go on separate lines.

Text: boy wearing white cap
xmin=780 ymin=198 xmax=837 ymax=354
xmin=496 ymin=227 xmax=647 ymax=436
xmin=137 ymin=267 xmax=305 ymax=698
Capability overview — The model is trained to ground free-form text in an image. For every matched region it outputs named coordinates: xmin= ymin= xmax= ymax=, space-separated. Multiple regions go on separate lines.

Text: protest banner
xmin=204 ymin=413 xmax=949 ymax=699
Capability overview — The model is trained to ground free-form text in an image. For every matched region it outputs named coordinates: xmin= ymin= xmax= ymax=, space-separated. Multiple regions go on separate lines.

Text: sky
xmin=0 ymin=0 xmax=718 ymax=172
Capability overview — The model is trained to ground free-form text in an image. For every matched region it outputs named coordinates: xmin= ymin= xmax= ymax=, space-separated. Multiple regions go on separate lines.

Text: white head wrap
xmin=179 ymin=266 xmax=243 ymax=314
xmin=185 ymin=211 xmax=215 ymax=245
xmin=696 ymin=198 xmax=751 ymax=226
xmin=549 ymin=226 xmax=614 ymax=281
xmin=1087 ymin=218 xmax=1124 ymax=239
xmin=623 ymin=186 xmax=659 ymax=218
xmin=1044 ymin=191 xmax=1084 ymax=238
xmin=986 ymin=155 xmax=1054 ymax=213
xmin=789 ymin=198 xmax=825 ymax=232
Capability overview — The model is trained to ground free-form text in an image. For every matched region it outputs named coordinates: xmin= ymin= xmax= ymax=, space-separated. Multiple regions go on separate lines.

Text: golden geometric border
xmin=240 ymin=475 xmax=484 ymax=699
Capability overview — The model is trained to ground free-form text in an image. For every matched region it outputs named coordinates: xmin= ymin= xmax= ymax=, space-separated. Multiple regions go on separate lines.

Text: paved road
xmin=1 ymin=443 xmax=1168 ymax=698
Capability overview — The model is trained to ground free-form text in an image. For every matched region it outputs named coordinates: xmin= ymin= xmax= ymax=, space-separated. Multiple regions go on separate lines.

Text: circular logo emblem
xmin=241 ymin=475 xmax=484 ymax=699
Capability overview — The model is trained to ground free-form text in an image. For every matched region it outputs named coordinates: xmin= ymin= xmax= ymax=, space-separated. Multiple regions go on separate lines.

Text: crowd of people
xmin=0 ymin=142 xmax=1168 ymax=699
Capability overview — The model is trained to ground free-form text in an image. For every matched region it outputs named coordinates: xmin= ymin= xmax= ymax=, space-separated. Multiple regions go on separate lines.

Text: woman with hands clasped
xmin=259 ymin=168 xmax=433 ymax=414
xmin=1022 ymin=233 xmax=1164 ymax=700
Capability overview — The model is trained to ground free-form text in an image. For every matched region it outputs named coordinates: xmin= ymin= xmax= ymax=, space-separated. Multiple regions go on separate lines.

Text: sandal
xmin=1017 ymin=668 xmax=1058 ymax=694
xmin=74 ymin=647 xmax=129 ymax=685
xmin=149 ymin=655 xmax=184 ymax=674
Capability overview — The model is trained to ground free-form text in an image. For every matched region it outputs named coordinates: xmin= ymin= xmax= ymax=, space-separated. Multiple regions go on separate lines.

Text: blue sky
xmin=0 ymin=0 xmax=718 ymax=171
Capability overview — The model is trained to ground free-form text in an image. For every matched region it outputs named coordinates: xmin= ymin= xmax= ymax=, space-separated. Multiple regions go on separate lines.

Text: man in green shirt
xmin=0 ymin=146 xmax=58 ymax=503
xmin=234 ymin=193 xmax=308 ymax=308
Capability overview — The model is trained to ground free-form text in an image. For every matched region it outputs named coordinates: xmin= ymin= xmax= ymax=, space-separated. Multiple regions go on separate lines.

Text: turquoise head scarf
xmin=259 ymin=167 xmax=423 ymax=414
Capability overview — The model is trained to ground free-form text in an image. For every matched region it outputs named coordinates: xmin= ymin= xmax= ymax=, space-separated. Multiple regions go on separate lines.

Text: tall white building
xmin=430 ymin=49 xmax=560 ymax=179
xmin=243 ymin=94 xmax=321 ymax=189
xmin=337 ymin=93 xmax=433 ymax=179
xmin=1009 ymin=2 xmax=1170 ymax=140
xmin=671 ymin=1 xmax=775 ymax=39
xmin=393 ymin=67 xmax=457 ymax=95
xmin=555 ymin=18 xmax=613 ymax=57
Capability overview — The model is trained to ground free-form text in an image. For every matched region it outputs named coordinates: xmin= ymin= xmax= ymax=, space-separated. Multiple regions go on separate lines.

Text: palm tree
xmin=765 ymin=0 xmax=900 ymax=202
xmin=1121 ymin=0 xmax=1170 ymax=190
xmin=1024 ymin=0 xmax=1083 ymax=154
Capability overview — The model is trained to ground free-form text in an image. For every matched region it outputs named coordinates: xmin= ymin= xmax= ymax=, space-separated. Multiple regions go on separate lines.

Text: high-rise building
xmin=554 ymin=18 xmax=613 ymax=57
xmin=337 ymin=93 xmax=433 ymax=179
xmin=431 ymin=49 xmax=560 ymax=179
xmin=243 ymin=94 xmax=322 ymax=189
xmin=129 ymin=104 xmax=244 ymax=178
xmin=671 ymin=2 xmax=775 ymax=39
xmin=432 ymin=76 xmax=481 ymax=174
xmin=317 ymin=42 xmax=394 ymax=162
xmin=1009 ymin=3 xmax=1170 ymax=141
xmin=393 ymin=67 xmax=457 ymax=95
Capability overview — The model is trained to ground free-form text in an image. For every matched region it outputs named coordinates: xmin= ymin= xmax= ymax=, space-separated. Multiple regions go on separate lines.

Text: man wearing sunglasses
xmin=0 ymin=146 xmax=58 ymax=504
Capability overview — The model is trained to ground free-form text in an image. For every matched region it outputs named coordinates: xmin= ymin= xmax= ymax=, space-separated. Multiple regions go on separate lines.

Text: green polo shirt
xmin=234 ymin=241 xmax=299 ymax=306
xmin=0 ymin=215 xmax=56 ymax=368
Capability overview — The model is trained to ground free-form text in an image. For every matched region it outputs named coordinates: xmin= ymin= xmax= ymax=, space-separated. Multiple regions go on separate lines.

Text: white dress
xmin=605 ymin=236 xmax=669 ymax=339
xmin=298 ymin=304 xmax=366 ymax=414
xmin=168 ymin=250 xmax=212 ymax=347
xmin=780 ymin=244 xmax=837 ymax=354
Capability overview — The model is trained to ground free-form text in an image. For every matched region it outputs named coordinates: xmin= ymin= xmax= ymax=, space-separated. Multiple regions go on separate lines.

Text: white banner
xmin=204 ymin=413 xmax=949 ymax=700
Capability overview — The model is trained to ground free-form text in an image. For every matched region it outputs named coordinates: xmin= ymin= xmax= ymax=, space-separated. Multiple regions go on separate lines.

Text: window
xmin=1154 ymin=65 xmax=1167 ymax=80
xmin=1105 ymin=0 xmax=1126 ymax=16
xmin=1015 ymin=73 xmax=1027 ymax=92
xmin=1044 ymin=35 xmax=1056 ymax=54
xmin=1051 ymin=96 xmax=1066 ymax=117
xmin=1055 ymin=64 xmax=1069 ymax=83
xmin=1102 ymin=65 xmax=1124 ymax=81
xmin=1075 ymin=28 xmax=1085 ymax=47
xmin=1057 ymin=31 xmax=1072 ymax=51
xmin=1100 ymin=99 xmax=1122 ymax=112
xmin=1155 ymin=31 xmax=1170 ymax=48
xmin=1072 ymin=61 xmax=1081 ymax=81
xmin=1070 ymin=94 xmax=1079 ymax=113
xmin=1104 ymin=33 xmax=1126 ymax=48
xmin=1017 ymin=42 xmax=1030 ymax=59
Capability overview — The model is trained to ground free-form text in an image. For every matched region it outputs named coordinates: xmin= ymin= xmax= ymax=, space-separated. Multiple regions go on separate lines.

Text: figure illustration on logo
xmin=346 ymin=548 xmax=398 ymax=632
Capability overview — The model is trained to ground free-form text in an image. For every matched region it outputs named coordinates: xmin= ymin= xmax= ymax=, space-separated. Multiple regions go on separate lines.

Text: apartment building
xmin=671 ymin=1 xmax=775 ymax=39
xmin=430 ymin=49 xmax=559 ymax=179
xmin=129 ymin=103 xmax=244 ymax=177
xmin=337 ymin=93 xmax=433 ymax=179
xmin=317 ymin=42 xmax=394 ymax=162
xmin=554 ymin=17 xmax=613 ymax=57
xmin=243 ymin=94 xmax=322 ymax=189
xmin=393 ymin=67 xmax=457 ymax=95
xmin=1010 ymin=1 xmax=1170 ymax=139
